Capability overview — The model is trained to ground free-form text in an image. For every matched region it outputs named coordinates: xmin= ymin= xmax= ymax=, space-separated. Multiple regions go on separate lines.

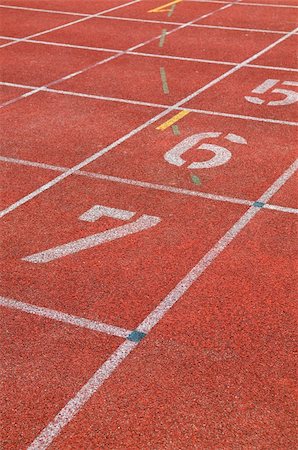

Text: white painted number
xmin=164 ymin=132 xmax=247 ymax=168
xmin=245 ymin=79 xmax=298 ymax=106
xmin=23 ymin=205 xmax=161 ymax=263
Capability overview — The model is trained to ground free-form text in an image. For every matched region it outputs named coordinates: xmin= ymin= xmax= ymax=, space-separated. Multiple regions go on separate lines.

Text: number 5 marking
xmin=22 ymin=205 xmax=161 ymax=264
xmin=245 ymin=79 xmax=298 ymax=106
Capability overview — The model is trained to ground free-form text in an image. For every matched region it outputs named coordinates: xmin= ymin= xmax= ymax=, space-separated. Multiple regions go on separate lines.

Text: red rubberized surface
xmin=1 ymin=0 xmax=297 ymax=448
xmin=0 ymin=42 xmax=115 ymax=86
xmin=1 ymin=307 xmax=122 ymax=449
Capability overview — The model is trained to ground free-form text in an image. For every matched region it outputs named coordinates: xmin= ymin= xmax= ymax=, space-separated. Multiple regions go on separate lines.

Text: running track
xmin=0 ymin=0 xmax=297 ymax=448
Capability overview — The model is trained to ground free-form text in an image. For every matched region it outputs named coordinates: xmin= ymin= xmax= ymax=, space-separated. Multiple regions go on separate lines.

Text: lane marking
xmin=0 ymin=0 xmax=142 ymax=49
xmin=28 ymin=340 xmax=138 ymax=450
xmin=191 ymin=174 xmax=201 ymax=185
xmin=168 ymin=3 xmax=177 ymax=17
xmin=2 ymin=36 xmax=297 ymax=73
xmin=0 ymin=296 xmax=131 ymax=338
xmin=188 ymin=0 xmax=298 ymax=8
xmin=160 ymin=67 xmax=170 ymax=94
xmin=157 ymin=110 xmax=190 ymax=130
xmin=172 ymin=124 xmax=180 ymax=135
xmin=136 ymin=158 xmax=298 ymax=334
xmin=2 ymin=80 xmax=298 ymax=127
xmin=0 ymin=2 xmax=238 ymax=109
xmin=22 ymin=215 xmax=160 ymax=263
xmin=1 ymin=23 xmax=297 ymax=218
xmin=159 ymin=29 xmax=167 ymax=47
xmin=1 ymin=155 xmax=297 ymax=215
xmin=27 ymin=159 xmax=298 ymax=449
xmin=149 ymin=0 xmax=182 ymax=13
xmin=1 ymin=81 xmax=297 ymax=127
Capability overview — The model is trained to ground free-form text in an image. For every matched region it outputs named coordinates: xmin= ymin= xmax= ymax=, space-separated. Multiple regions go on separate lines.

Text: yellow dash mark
xmin=148 ymin=0 xmax=182 ymax=14
xmin=156 ymin=110 xmax=190 ymax=131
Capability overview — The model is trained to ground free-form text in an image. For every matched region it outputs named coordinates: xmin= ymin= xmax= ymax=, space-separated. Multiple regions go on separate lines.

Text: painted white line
xmin=27 ymin=157 xmax=298 ymax=449
xmin=2 ymin=35 xmax=297 ymax=73
xmin=101 ymin=14 xmax=286 ymax=34
xmin=0 ymin=4 xmax=89 ymax=17
xmin=137 ymin=158 xmax=298 ymax=333
xmin=28 ymin=339 xmax=138 ymax=450
xmin=1 ymin=81 xmax=297 ymax=127
xmin=0 ymin=296 xmax=131 ymax=338
xmin=1 ymin=155 xmax=297 ymax=215
xmin=0 ymin=1 xmax=240 ymax=109
xmin=0 ymin=0 xmax=142 ymax=49
xmin=187 ymin=0 xmax=298 ymax=8
xmin=1 ymin=24 xmax=297 ymax=218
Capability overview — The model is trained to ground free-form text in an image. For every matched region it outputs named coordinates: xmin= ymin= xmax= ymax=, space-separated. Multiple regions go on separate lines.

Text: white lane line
xmin=0 ymin=1 xmax=239 ymax=109
xmin=1 ymin=25 xmax=297 ymax=219
xmin=100 ymin=14 xmax=286 ymax=34
xmin=2 ymin=36 xmax=297 ymax=73
xmin=1 ymin=80 xmax=297 ymax=127
xmin=188 ymin=0 xmax=298 ymax=8
xmin=137 ymin=158 xmax=298 ymax=333
xmin=0 ymin=296 xmax=132 ymax=338
xmin=0 ymin=0 xmax=142 ymax=49
xmin=1 ymin=155 xmax=297 ymax=215
xmin=0 ymin=4 xmax=89 ymax=17
xmin=27 ymin=158 xmax=298 ymax=449
xmin=28 ymin=339 xmax=138 ymax=450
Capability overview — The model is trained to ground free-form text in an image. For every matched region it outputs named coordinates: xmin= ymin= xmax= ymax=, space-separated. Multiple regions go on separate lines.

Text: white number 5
xmin=245 ymin=79 xmax=298 ymax=106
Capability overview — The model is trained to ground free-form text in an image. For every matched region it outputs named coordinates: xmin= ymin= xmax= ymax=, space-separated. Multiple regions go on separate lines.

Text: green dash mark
xmin=159 ymin=29 xmax=167 ymax=47
xmin=172 ymin=124 xmax=180 ymax=135
xmin=167 ymin=4 xmax=176 ymax=17
xmin=191 ymin=174 xmax=201 ymax=185
xmin=160 ymin=67 xmax=169 ymax=94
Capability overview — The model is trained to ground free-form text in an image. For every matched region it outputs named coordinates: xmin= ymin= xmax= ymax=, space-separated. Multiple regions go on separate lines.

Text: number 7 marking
xmin=22 ymin=205 xmax=161 ymax=264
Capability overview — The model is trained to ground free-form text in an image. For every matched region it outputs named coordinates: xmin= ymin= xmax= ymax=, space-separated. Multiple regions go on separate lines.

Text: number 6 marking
xmin=245 ymin=79 xmax=298 ymax=106
xmin=22 ymin=205 xmax=161 ymax=263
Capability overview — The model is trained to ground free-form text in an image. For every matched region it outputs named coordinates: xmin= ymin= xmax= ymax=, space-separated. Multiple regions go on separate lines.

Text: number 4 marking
xmin=22 ymin=205 xmax=161 ymax=264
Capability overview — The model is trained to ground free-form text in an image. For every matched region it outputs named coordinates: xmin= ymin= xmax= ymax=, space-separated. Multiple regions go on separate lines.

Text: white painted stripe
xmin=1 ymin=81 xmax=297 ymax=128
xmin=27 ymin=158 xmax=298 ymax=449
xmin=0 ymin=296 xmax=131 ymax=338
xmin=0 ymin=0 xmax=142 ymax=50
xmin=101 ymin=14 xmax=286 ymax=34
xmin=0 ymin=1 xmax=240 ymax=109
xmin=187 ymin=0 xmax=298 ymax=8
xmin=1 ymin=156 xmax=297 ymax=215
xmin=28 ymin=339 xmax=138 ymax=450
xmin=2 ymin=36 xmax=297 ymax=73
xmin=1 ymin=24 xmax=297 ymax=217
xmin=0 ymin=4 xmax=89 ymax=17
xmin=136 ymin=158 xmax=298 ymax=334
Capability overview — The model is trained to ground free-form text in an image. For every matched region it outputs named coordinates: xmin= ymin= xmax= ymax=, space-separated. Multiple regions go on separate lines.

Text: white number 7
xmin=22 ymin=205 xmax=160 ymax=263
xmin=245 ymin=79 xmax=298 ymax=106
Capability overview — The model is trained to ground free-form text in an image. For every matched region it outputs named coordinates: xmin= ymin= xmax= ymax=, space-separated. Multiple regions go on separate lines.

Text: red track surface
xmin=0 ymin=1 xmax=297 ymax=448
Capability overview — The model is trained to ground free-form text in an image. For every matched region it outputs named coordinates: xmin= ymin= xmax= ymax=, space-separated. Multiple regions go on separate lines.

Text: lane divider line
xmin=168 ymin=3 xmax=177 ymax=17
xmin=148 ymin=0 xmax=182 ymax=13
xmin=160 ymin=67 xmax=170 ymax=94
xmin=0 ymin=296 xmax=132 ymax=339
xmin=172 ymin=124 xmax=180 ymax=135
xmin=1 ymin=155 xmax=297 ymax=215
xmin=1 ymin=24 xmax=297 ymax=218
xmin=159 ymin=28 xmax=167 ymax=47
xmin=157 ymin=109 xmax=190 ymax=130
